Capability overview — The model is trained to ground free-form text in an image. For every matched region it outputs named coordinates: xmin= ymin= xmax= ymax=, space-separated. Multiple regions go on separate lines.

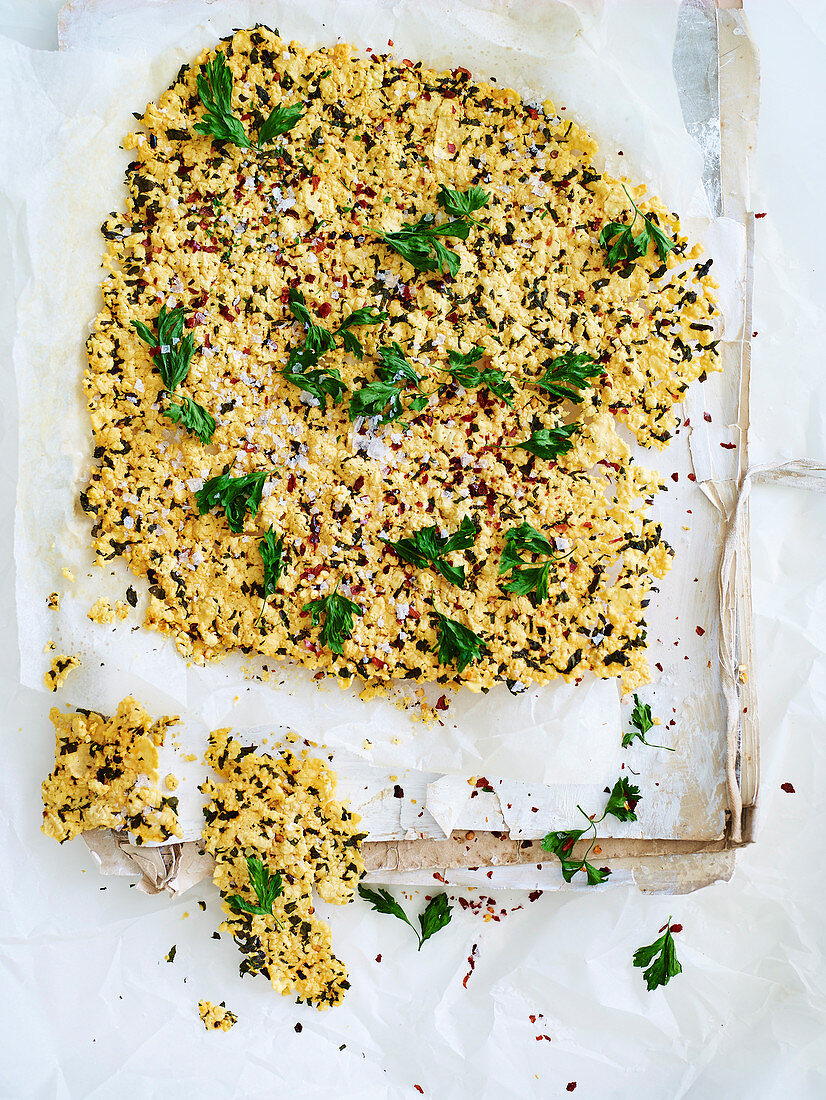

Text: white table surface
xmin=1 ymin=2 xmax=824 ymax=1098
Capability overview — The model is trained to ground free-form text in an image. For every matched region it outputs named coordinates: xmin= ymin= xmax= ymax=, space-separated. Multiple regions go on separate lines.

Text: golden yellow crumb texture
xmin=201 ymin=729 xmax=366 ymax=1008
xmin=41 ymin=695 xmax=182 ymax=843
xmin=83 ymin=27 xmax=719 ymax=692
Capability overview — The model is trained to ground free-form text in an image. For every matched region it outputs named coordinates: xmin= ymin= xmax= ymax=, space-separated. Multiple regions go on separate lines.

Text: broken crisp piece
xmin=41 ymin=696 xmax=182 ymax=844
xmin=201 ymin=729 xmax=366 ymax=1009
xmin=198 ymin=1000 xmax=237 ymax=1031
xmin=44 ymin=654 xmax=80 ymax=692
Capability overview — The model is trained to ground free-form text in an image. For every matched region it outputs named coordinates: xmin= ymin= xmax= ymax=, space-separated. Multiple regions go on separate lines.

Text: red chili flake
xmin=310 ymin=173 xmax=320 ymax=191
xmin=402 ymin=58 xmax=414 ymax=67
xmin=387 ymin=38 xmax=394 ymax=46
xmin=687 ymin=472 xmax=696 ymax=482
xmin=353 ymin=475 xmax=364 ymax=493
xmin=703 ymin=412 xmax=712 ymax=422
xmin=696 ymin=626 xmax=705 ymax=636
xmin=670 ymin=472 xmax=679 ymax=482
xmin=294 ymin=1022 xmax=303 ymax=1033
xmin=655 ymin=662 xmax=664 ymax=672
xmin=447 ymin=142 xmax=456 ymax=154
xmin=317 ymin=302 xmax=332 ymax=319
xmin=286 ymin=475 xmax=296 ymax=493
xmin=527 ymin=107 xmax=539 ymax=120
xmin=720 ymin=442 xmax=736 ymax=449
xmin=219 ymin=306 xmax=236 ymax=322
xmin=423 ymin=91 xmax=432 ymax=101
xmin=375 ymin=953 xmax=382 ymax=962
xmin=414 ymin=1087 xmax=424 ymax=1095
xmin=781 ymin=782 xmax=796 ymax=794
xmin=566 ymin=1084 xmax=577 ymax=1093
xmin=755 ymin=211 xmax=767 ymax=218
xmin=393 ymin=785 xmax=404 ymax=798
xmin=462 ymin=943 xmax=479 ymax=988
xmin=528 ymin=890 xmax=543 ymax=902
xmin=669 ymin=923 xmax=683 ymax=933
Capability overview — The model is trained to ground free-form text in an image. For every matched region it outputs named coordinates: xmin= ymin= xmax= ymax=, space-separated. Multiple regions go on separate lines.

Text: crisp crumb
xmin=44 ymin=654 xmax=80 ymax=692
xmin=198 ymin=999 xmax=237 ymax=1031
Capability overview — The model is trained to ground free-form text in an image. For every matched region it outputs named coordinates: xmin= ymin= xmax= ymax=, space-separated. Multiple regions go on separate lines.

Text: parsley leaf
xmin=381 ymin=515 xmax=477 ymax=587
xmin=349 ymin=342 xmax=425 ymax=423
xmin=599 ymin=185 xmax=675 ymax=270
xmin=498 ymin=522 xmax=567 ymax=602
xmin=434 ymin=613 xmax=484 ymax=673
xmin=196 ymin=469 xmax=267 ymax=533
xmin=288 ymin=289 xmax=335 ymax=355
xmin=377 ymin=213 xmax=469 ymax=276
xmin=623 ymin=694 xmax=675 ymax=750
xmin=535 ymin=350 xmax=602 ymax=405
xmin=436 ymin=184 xmax=491 ymax=225
xmin=541 ymin=831 xmax=610 ymax=885
xmin=358 ymin=884 xmax=452 ymax=950
xmin=510 ymin=424 xmax=579 ymax=461
xmin=303 ymin=587 xmax=362 ymax=654
xmin=163 ymin=395 xmax=216 ymax=443
xmin=443 ymin=347 xmax=515 ymax=406
xmin=283 ymin=363 xmax=348 ymax=410
xmin=257 ymin=527 xmax=284 ymax=624
xmin=602 ymin=776 xmax=642 ymax=823
xmin=227 ymin=855 xmax=284 ymax=926
xmin=258 ymin=102 xmax=305 ymax=146
xmin=541 ymin=776 xmax=642 ymax=885
xmin=418 ymin=893 xmax=453 ymax=949
xmin=194 ymin=52 xmax=251 ymax=149
xmin=335 ymin=306 xmax=387 ymax=360
xmin=132 ymin=306 xmax=195 ymax=392
xmin=633 ymin=919 xmax=683 ymax=991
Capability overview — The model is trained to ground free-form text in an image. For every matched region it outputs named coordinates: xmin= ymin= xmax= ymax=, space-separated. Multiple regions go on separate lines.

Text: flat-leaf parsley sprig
xmin=442 ymin=347 xmax=515 ymax=406
xmin=358 ymin=884 xmax=452 ymax=950
xmin=164 ymin=395 xmax=216 ymax=444
xmin=376 ymin=214 xmax=469 ymax=278
xmin=434 ymin=613 xmax=485 ymax=673
xmin=509 ymin=424 xmax=580 ymax=462
xmin=599 ymin=184 xmax=676 ymax=270
xmin=375 ymin=186 xmax=490 ymax=277
xmin=349 ymin=342 xmax=428 ymax=424
xmin=303 ymin=586 xmax=363 ymax=654
xmin=258 ymin=102 xmax=306 ymax=146
xmin=534 ymin=349 xmax=603 ymax=406
xmin=498 ymin=522 xmax=571 ymax=602
xmin=381 ymin=515 xmax=478 ymax=588
xmin=436 ymin=183 xmax=491 ymax=226
xmin=196 ymin=468 xmax=267 ymax=533
xmin=132 ymin=307 xmax=215 ymax=442
xmin=257 ymin=528 xmax=285 ymax=625
xmin=226 ymin=855 xmax=284 ymax=929
xmin=541 ymin=777 xmax=642 ymax=885
xmin=623 ymin=694 xmax=675 ymax=751
xmin=195 ymin=52 xmax=252 ymax=149
xmin=633 ymin=917 xmax=683 ymax=991
xmin=132 ymin=305 xmax=195 ymax=392
xmin=196 ymin=51 xmax=304 ymax=150
xmin=335 ymin=305 xmax=387 ymax=360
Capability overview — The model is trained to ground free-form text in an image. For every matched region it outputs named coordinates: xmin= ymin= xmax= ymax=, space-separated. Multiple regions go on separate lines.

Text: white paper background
xmin=1 ymin=1 xmax=825 ymax=1097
